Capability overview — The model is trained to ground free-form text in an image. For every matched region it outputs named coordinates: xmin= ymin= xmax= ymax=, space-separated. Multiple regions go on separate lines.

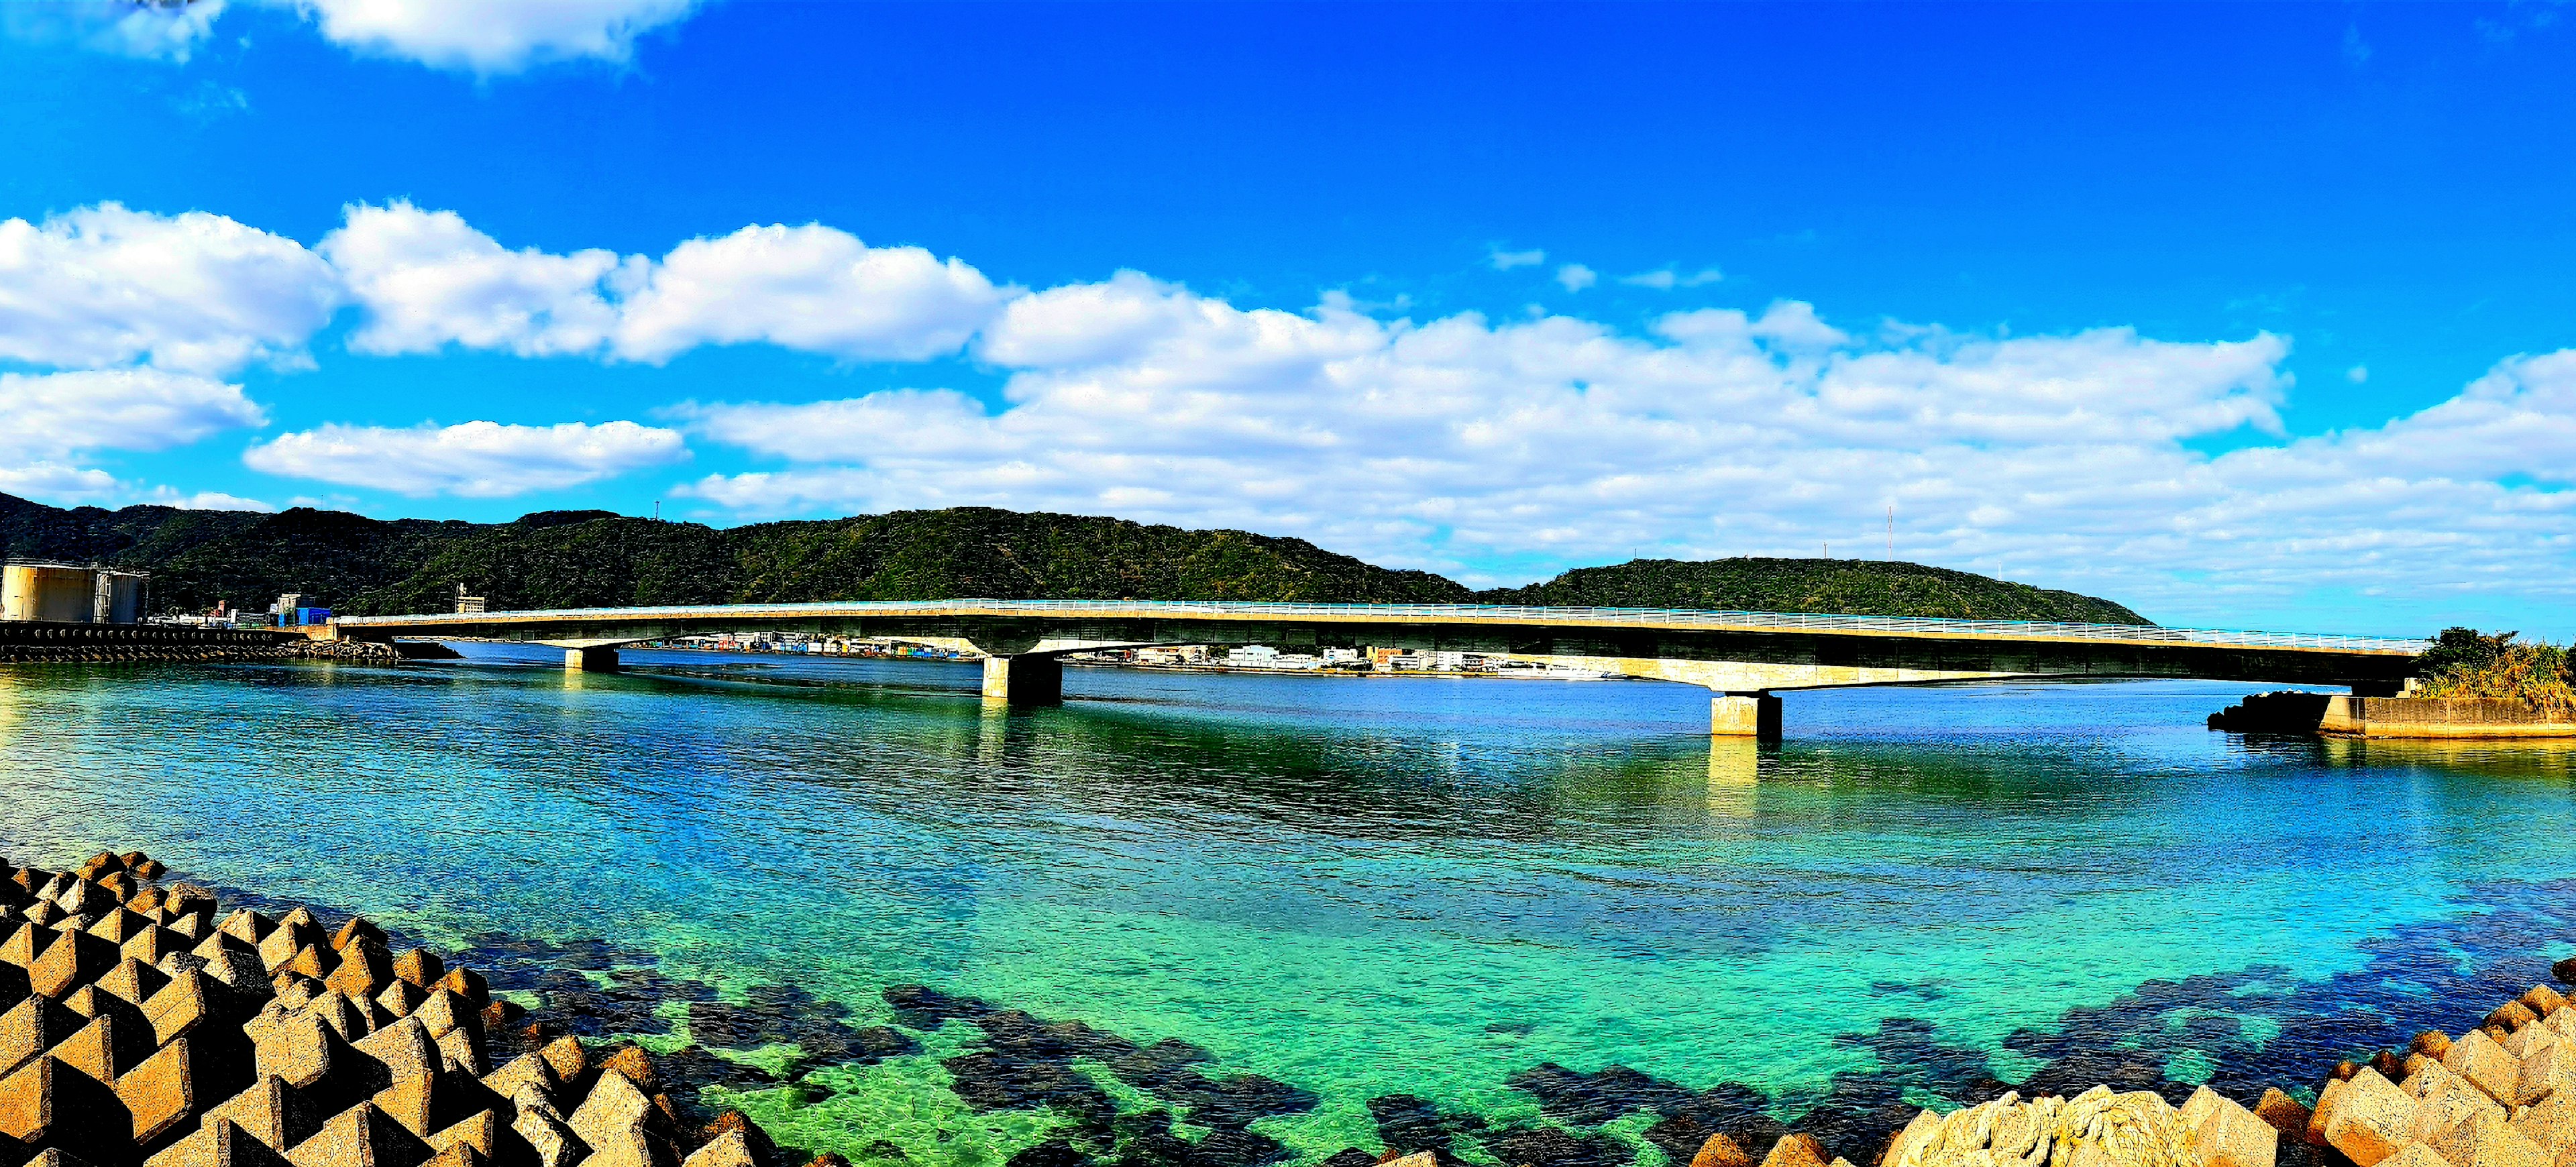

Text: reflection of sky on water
xmin=0 ymin=654 xmax=2571 ymax=1167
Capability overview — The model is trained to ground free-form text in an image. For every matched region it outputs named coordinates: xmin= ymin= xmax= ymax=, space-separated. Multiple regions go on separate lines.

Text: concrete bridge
xmin=328 ymin=600 xmax=2428 ymax=736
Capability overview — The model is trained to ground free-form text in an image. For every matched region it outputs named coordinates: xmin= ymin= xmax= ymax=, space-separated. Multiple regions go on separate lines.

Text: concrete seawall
xmin=2210 ymin=691 xmax=2576 ymax=738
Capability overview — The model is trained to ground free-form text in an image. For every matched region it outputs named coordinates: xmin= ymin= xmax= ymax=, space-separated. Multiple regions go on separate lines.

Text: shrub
xmin=2413 ymin=628 xmax=2576 ymax=716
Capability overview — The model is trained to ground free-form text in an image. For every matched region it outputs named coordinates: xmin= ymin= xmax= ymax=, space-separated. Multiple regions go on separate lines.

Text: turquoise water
xmin=2 ymin=651 xmax=2573 ymax=1167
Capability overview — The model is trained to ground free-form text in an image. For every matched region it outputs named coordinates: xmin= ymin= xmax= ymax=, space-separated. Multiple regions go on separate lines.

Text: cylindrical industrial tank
xmin=2 ymin=563 xmax=98 ymax=623
xmin=101 ymin=572 xmax=147 ymax=624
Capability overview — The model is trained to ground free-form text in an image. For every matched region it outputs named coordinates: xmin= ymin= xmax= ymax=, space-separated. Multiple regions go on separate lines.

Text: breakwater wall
xmin=0 ymin=621 xmax=400 ymax=664
xmin=2210 ymin=691 xmax=2576 ymax=738
xmin=0 ymin=847 xmax=787 ymax=1167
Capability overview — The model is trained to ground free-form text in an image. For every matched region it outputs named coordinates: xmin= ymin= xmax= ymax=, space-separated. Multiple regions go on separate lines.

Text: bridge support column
xmin=981 ymin=653 xmax=1063 ymax=704
xmin=1712 ymin=693 xmax=1780 ymax=739
xmin=564 ymin=646 xmax=621 ymax=671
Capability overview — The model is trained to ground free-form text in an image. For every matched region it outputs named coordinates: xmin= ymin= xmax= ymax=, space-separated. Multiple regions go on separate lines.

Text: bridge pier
xmin=1712 ymin=693 xmax=1781 ymax=740
xmin=981 ymin=653 xmax=1063 ymax=704
xmin=564 ymin=646 xmax=621 ymax=671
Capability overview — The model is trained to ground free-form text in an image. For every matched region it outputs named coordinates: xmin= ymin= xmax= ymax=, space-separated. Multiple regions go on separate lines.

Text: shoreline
xmin=9 ymin=840 xmax=2570 ymax=1167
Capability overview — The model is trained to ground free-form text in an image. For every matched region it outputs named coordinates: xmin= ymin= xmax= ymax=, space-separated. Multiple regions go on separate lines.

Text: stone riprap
xmin=1769 ymin=966 xmax=2576 ymax=1167
xmin=0 ymin=849 xmax=782 ymax=1167
xmin=0 ymin=623 xmax=397 ymax=665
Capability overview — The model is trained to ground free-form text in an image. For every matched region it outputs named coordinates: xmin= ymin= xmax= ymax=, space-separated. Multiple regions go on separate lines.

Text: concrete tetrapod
xmin=0 ymin=849 xmax=786 ymax=1167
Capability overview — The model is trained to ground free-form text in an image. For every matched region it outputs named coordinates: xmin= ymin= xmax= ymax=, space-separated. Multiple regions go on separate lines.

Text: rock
xmin=700 ymin=1113 xmax=775 ymax=1167
xmin=2510 ymin=1093 xmax=2576 ymax=1149
xmin=2424 ymin=1108 xmax=2548 ymax=1167
xmin=2447 ymin=1029 xmax=2524 ymax=1105
xmin=2525 ymin=986 xmax=2570 ymax=1019
xmin=203 ymin=1075 xmax=327 ymax=1155
xmin=1760 ymin=1133 xmax=1826 ymax=1167
xmin=2492 ymin=1003 xmax=2542 ymax=1034
xmin=2322 ymin=1068 xmax=2417 ymax=1167
xmin=1690 ymin=1132 xmax=1753 ymax=1167
xmin=2336 ymin=1062 xmax=2362 ymax=1082
xmin=285 ymin=1101 xmax=435 ymax=1167
xmin=2371 ymin=1050 xmax=2406 ymax=1080
xmin=146 ymin=1115 xmax=296 ymax=1167
xmin=2243 ymin=1089 xmax=2307 ymax=1136
xmin=2553 ymin=956 xmax=2576 ymax=987
xmin=2402 ymin=1059 xmax=2502 ymax=1142
xmin=535 ymin=1038 xmax=586 ymax=1089
xmin=600 ymin=1048 xmax=658 ymax=1095
xmin=2182 ymin=1087 xmax=2278 ymax=1167
xmin=2517 ymin=1039 xmax=2575 ymax=1107
xmin=683 ymin=1131 xmax=759 ymax=1167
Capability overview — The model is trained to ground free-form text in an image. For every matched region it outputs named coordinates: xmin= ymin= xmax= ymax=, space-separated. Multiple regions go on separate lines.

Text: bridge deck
xmin=335 ymin=598 xmax=2427 ymax=655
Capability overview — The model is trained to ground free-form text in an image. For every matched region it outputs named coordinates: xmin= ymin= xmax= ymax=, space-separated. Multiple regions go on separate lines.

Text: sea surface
xmin=3 ymin=649 xmax=2573 ymax=1167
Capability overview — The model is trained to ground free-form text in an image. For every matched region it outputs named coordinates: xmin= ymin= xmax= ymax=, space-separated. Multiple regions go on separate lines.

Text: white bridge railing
xmin=335 ymin=598 xmax=2430 ymax=655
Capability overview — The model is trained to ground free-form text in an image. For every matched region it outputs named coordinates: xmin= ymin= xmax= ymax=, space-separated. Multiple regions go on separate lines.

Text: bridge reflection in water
xmin=332 ymin=599 xmax=2428 ymax=737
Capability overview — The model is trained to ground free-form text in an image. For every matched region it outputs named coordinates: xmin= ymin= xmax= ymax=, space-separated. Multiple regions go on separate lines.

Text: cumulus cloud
xmin=266 ymin=0 xmax=700 ymax=72
xmin=1555 ymin=264 xmax=1598 ymax=292
xmin=243 ymin=419 xmax=686 ymax=497
xmin=0 ymin=369 xmax=268 ymax=462
xmin=615 ymin=223 xmax=1006 ymax=363
xmin=321 ymin=204 xmax=1006 ymax=364
xmin=0 ymin=204 xmax=340 ymax=375
xmin=1488 ymin=247 xmax=1546 ymax=270
xmin=0 ymin=368 xmax=270 ymax=509
xmin=665 ymin=275 xmax=2576 ymax=622
xmin=321 ymin=202 xmax=627 ymax=357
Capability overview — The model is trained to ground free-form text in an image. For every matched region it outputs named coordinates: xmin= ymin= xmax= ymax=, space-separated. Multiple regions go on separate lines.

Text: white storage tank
xmin=99 ymin=571 xmax=148 ymax=624
xmin=3 ymin=561 xmax=98 ymax=623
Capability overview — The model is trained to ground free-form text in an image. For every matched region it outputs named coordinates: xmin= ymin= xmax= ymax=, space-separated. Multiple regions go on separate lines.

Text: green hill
xmin=1481 ymin=556 xmax=2152 ymax=624
xmin=0 ymin=493 xmax=2151 ymax=624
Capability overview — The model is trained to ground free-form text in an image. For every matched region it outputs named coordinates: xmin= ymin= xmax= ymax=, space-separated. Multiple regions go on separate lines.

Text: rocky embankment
xmin=1650 ymin=966 xmax=2576 ymax=1167
xmin=0 ymin=848 xmax=786 ymax=1167
xmin=0 ymin=622 xmax=404 ymax=665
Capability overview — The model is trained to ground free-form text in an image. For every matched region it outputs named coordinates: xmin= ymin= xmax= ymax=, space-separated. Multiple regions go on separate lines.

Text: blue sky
xmin=2 ymin=1 xmax=2573 ymax=636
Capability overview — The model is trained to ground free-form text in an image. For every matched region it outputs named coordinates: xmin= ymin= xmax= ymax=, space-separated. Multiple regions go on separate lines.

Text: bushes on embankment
xmin=2414 ymin=627 xmax=2576 ymax=716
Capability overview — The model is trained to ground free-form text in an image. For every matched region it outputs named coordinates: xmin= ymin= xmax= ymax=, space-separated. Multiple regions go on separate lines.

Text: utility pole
xmin=1887 ymin=506 xmax=1894 ymax=559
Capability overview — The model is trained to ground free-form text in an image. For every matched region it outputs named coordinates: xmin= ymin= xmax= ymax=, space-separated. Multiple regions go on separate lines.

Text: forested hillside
xmin=0 ymin=494 xmax=2151 ymax=624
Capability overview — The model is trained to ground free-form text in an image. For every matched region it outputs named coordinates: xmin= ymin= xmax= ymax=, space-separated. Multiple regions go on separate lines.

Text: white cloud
xmin=2347 ymin=364 xmax=2369 ymax=384
xmin=0 ymin=204 xmax=340 ymax=375
xmin=0 ymin=369 xmax=268 ymax=462
xmin=142 ymin=488 xmax=278 ymax=512
xmin=1555 ymin=264 xmax=1598 ymax=292
xmin=1623 ymin=266 xmax=1724 ymax=290
xmin=0 ymin=368 xmax=270 ymax=509
xmin=267 ymin=0 xmax=700 ymax=72
xmin=243 ymin=419 xmax=686 ymax=497
xmin=0 ymin=463 xmax=124 ymax=506
xmin=321 ymin=202 xmax=627 ymax=357
xmin=0 ymin=0 xmax=228 ymax=62
xmin=666 ymin=272 xmax=2576 ymax=626
xmin=614 ymin=223 xmax=1006 ymax=363
xmin=321 ymin=205 xmax=1006 ymax=364
xmin=1488 ymin=247 xmax=1546 ymax=270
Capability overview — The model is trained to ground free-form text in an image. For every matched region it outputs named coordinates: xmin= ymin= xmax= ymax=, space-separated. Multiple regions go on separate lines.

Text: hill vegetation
xmin=0 ymin=493 xmax=2153 ymax=624
xmin=1483 ymin=557 xmax=2153 ymax=624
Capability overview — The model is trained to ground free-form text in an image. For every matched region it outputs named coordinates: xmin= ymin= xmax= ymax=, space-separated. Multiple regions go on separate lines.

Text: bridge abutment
xmin=1713 ymin=693 xmax=1781 ymax=740
xmin=982 ymin=653 xmax=1063 ymax=704
xmin=564 ymin=646 xmax=621 ymax=671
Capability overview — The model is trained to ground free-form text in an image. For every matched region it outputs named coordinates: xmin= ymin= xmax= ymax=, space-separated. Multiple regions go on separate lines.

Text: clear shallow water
xmin=2 ymin=651 xmax=2573 ymax=1167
